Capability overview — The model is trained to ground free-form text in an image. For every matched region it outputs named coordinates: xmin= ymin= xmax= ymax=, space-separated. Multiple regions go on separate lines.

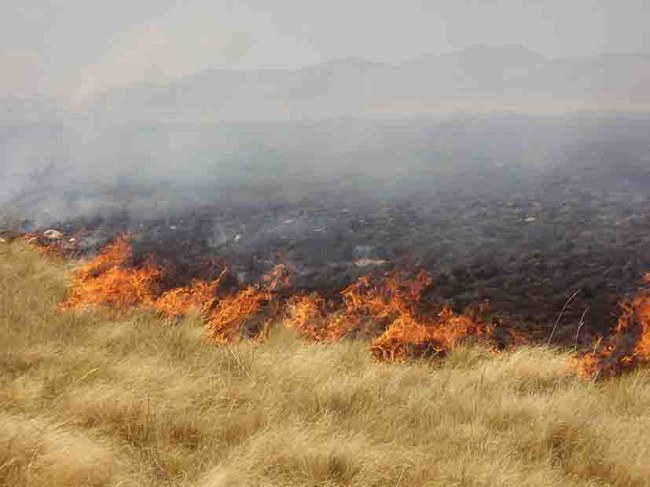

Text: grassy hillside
xmin=1 ymin=241 xmax=650 ymax=486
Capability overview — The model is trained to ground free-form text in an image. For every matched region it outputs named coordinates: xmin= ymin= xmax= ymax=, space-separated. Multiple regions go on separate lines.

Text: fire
xmin=261 ymin=263 xmax=293 ymax=291
xmin=342 ymin=269 xmax=432 ymax=318
xmin=153 ymin=273 xmax=224 ymax=318
xmin=285 ymin=270 xmax=495 ymax=361
xmin=340 ymin=270 xmax=495 ymax=360
xmin=284 ymin=270 xmax=434 ymax=343
xmin=56 ymin=233 xmax=650 ymax=379
xmin=61 ymin=234 xmax=224 ymax=317
xmin=59 ymin=239 xmax=503 ymax=362
xmin=371 ymin=307 xmax=491 ymax=362
xmin=205 ymin=264 xmax=294 ymax=343
xmin=205 ymin=286 xmax=272 ymax=344
xmin=60 ymin=235 xmax=162 ymax=310
xmin=571 ymin=284 xmax=650 ymax=379
xmin=284 ymin=294 xmax=356 ymax=342
xmin=70 ymin=234 xmax=133 ymax=278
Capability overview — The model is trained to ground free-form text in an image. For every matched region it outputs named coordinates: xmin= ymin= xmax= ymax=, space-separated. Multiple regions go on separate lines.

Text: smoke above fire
xmin=2 ymin=115 xmax=649 ymax=227
xmin=1 ymin=115 xmax=649 ymax=365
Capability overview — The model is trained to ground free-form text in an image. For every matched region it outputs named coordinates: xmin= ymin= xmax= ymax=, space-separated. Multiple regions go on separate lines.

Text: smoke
xmin=2 ymin=45 xmax=649 ymax=229
xmin=1 ymin=110 xmax=650 ymax=230
xmin=2 ymin=93 xmax=648 ymax=338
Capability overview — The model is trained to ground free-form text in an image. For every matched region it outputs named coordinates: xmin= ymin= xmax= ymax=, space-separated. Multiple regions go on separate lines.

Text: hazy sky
xmin=2 ymin=0 xmax=649 ymax=101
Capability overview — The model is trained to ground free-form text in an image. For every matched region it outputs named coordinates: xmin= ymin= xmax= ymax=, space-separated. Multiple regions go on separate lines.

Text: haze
xmin=2 ymin=0 xmax=650 ymax=103
xmin=1 ymin=0 xmax=649 ymax=228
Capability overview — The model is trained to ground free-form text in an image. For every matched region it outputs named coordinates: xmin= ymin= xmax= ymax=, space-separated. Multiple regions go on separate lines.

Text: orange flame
xmin=370 ymin=307 xmax=491 ymax=361
xmin=285 ymin=294 xmax=356 ymax=342
xmin=205 ymin=264 xmax=290 ymax=343
xmin=261 ymin=263 xmax=294 ymax=291
xmin=571 ymin=285 xmax=650 ymax=379
xmin=206 ymin=286 xmax=272 ymax=344
xmin=285 ymin=270 xmax=494 ymax=361
xmin=60 ymin=235 xmax=162 ymax=310
xmin=342 ymin=269 xmax=432 ymax=318
xmin=153 ymin=271 xmax=225 ymax=318
xmin=56 ymin=234 xmax=650 ymax=378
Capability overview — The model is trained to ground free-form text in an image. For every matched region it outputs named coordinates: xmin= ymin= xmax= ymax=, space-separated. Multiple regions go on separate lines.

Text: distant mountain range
xmin=86 ymin=45 xmax=650 ymax=121
xmin=2 ymin=45 xmax=650 ymax=123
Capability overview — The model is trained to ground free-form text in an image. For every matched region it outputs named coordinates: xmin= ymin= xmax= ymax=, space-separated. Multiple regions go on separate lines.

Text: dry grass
xmin=1 ymin=241 xmax=650 ymax=486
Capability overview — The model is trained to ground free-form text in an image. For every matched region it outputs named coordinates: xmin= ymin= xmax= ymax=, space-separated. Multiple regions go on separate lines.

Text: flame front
xmin=571 ymin=285 xmax=650 ymax=379
xmin=56 ymin=235 xmax=650 ymax=378
xmin=154 ymin=270 xmax=226 ymax=318
xmin=60 ymin=235 xmax=162 ymax=310
xmin=286 ymin=269 xmax=495 ymax=359
xmin=371 ymin=307 xmax=492 ymax=361
xmin=206 ymin=286 xmax=272 ymax=344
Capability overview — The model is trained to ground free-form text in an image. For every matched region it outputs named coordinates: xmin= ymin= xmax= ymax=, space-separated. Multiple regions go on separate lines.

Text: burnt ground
xmin=1 ymin=116 xmax=649 ymax=346
xmin=5 ymin=163 xmax=649 ymax=348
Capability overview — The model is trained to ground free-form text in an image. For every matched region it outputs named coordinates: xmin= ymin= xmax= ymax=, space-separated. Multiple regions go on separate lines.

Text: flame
xmin=284 ymin=270 xmax=433 ymax=343
xmin=153 ymin=271 xmax=225 ymax=318
xmin=60 ymin=235 xmax=162 ymax=310
xmin=16 ymin=230 xmax=448 ymax=351
xmin=284 ymin=294 xmax=355 ymax=342
xmin=342 ymin=269 xmax=432 ymax=318
xmin=55 ymin=233 xmax=650 ymax=378
xmin=343 ymin=270 xmax=494 ymax=360
xmin=71 ymin=234 xmax=133 ymax=277
xmin=571 ymin=285 xmax=650 ymax=379
xmin=205 ymin=265 xmax=290 ymax=343
xmin=370 ymin=307 xmax=492 ymax=361
xmin=285 ymin=270 xmax=495 ymax=361
xmin=261 ymin=263 xmax=293 ymax=291
xmin=206 ymin=286 xmax=272 ymax=344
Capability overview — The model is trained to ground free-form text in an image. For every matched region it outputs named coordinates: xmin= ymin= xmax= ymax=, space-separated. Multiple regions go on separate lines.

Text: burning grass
xmin=2 ymin=240 xmax=650 ymax=486
xmin=571 ymin=274 xmax=650 ymax=379
xmin=153 ymin=273 xmax=225 ymax=318
xmin=59 ymin=236 xmax=505 ymax=360
xmin=49 ymin=235 xmax=650 ymax=379
xmin=59 ymin=234 xmax=162 ymax=310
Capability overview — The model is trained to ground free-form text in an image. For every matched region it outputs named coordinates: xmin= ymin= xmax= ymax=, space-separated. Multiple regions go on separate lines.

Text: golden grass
xmin=1 ymin=241 xmax=650 ymax=486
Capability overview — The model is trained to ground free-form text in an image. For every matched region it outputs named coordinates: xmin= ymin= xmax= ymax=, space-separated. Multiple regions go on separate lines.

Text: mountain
xmin=78 ymin=46 xmax=650 ymax=121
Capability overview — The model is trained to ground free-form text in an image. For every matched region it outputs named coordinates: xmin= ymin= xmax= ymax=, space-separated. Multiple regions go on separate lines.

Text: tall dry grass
xmin=1 ymin=241 xmax=650 ymax=486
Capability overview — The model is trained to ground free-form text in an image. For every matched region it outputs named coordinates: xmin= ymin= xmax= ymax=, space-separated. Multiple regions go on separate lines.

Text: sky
xmin=2 ymin=0 xmax=649 ymax=102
